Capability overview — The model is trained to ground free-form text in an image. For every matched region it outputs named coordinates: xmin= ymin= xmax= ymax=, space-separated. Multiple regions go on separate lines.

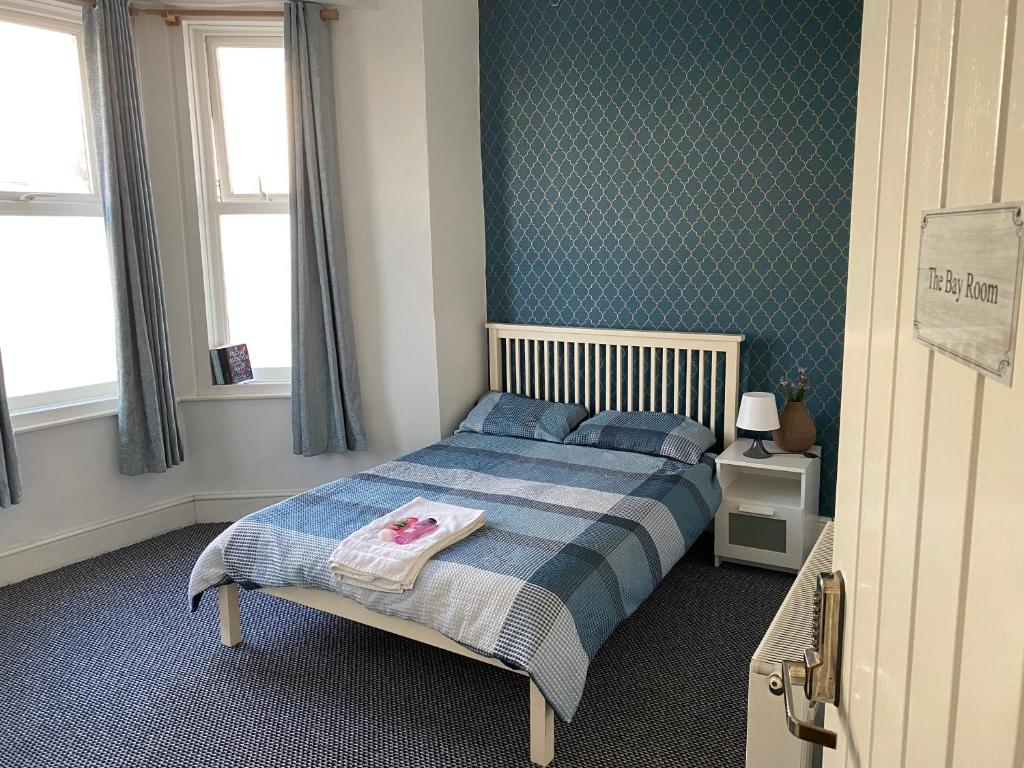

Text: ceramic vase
xmin=772 ymin=400 xmax=816 ymax=452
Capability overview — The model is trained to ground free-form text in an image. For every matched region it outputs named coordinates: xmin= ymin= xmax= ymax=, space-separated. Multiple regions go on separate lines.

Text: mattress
xmin=189 ymin=431 xmax=721 ymax=721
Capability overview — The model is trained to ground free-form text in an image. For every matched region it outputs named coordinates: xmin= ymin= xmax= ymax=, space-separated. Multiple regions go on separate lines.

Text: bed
xmin=190 ymin=323 xmax=744 ymax=766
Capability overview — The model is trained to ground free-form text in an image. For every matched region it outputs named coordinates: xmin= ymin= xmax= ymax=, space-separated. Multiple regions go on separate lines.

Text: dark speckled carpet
xmin=0 ymin=524 xmax=792 ymax=767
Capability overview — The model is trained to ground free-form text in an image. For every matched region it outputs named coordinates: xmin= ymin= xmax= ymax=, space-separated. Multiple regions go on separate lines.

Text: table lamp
xmin=736 ymin=392 xmax=779 ymax=459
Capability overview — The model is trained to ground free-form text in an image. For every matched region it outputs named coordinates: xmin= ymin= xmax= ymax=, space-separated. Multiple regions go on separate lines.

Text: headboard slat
xmin=639 ymin=348 xmax=646 ymax=411
xmin=648 ymin=347 xmax=656 ymax=411
xmin=698 ymin=351 xmax=706 ymax=426
xmin=553 ymin=342 xmax=560 ymax=403
xmin=673 ymin=349 xmax=681 ymax=415
xmin=583 ymin=344 xmax=591 ymax=412
xmin=660 ymin=346 xmax=668 ymax=412
xmin=685 ymin=349 xmax=693 ymax=420
xmin=574 ymin=342 xmax=581 ymax=405
xmin=485 ymin=324 xmax=744 ymax=448
xmin=622 ymin=346 xmax=630 ymax=411
xmin=525 ymin=340 xmax=532 ymax=396
xmin=566 ymin=344 xmax=571 ymax=403
xmin=501 ymin=337 xmax=506 ymax=392
xmin=604 ymin=343 xmax=612 ymax=412
xmin=537 ymin=341 xmax=543 ymax=398
xmin=514 ymin=338 xmax=521 ymax=394
xmin=614 ymin=346 xmax=622 ymax=411
xmin=711 ymin=351 xmax=719 ymax=431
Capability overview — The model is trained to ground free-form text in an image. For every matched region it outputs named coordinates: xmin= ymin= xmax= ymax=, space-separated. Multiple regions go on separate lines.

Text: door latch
xmin=768 ymin=570 xmax=845 ymax=749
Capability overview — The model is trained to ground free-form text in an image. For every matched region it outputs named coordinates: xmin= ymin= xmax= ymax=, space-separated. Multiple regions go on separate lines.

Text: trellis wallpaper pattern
xmin=480 ymin=0 xmax=861 ymax=515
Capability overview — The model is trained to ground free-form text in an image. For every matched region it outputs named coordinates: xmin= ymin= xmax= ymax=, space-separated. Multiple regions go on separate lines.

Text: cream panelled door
xmin=826 ymin=0 xmax=1024 ymax=766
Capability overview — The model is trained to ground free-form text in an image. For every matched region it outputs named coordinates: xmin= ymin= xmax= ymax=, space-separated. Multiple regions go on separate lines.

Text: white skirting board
xmin=0 ymin=496 xmax=196 ymax=587
xmin=0 ymin=491 xmax=299 ymax=587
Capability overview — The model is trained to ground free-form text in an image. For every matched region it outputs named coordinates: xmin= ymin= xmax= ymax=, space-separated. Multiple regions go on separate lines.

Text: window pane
xmin=0 ymin=21 xmax=91 ymax=194
xmin=215 ymin=46 xmax=288 ymax=196
xmin=219 ymin=214 xmax=291 ymax=370
xmin=0 ymin=217 xmax=116 ymax=399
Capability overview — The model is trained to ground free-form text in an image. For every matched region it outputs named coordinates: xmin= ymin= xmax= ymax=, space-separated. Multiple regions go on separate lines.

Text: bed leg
xmin=218 ymin=584 xmax=241 ymax=647
xmin=529 ymin=680 xmax=555 ymax=767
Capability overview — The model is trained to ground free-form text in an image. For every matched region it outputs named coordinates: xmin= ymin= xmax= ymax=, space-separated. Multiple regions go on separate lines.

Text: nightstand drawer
xmin=714 ymin=498 xmax=803 ymax=570
xmin=728 ymin=506 xmax=787 ymax=553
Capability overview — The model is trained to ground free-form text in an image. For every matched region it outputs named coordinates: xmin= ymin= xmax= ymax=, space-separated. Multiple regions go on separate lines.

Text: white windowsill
xmin=186 ymin=378 xmax=291 ymax=401
xmin=12 ymin=382 xmax=293 ymax=434
xmin=182 ymin=391 xmax=292 ymax=402
xmin=12 ymin=395 xmax=119 ymax=435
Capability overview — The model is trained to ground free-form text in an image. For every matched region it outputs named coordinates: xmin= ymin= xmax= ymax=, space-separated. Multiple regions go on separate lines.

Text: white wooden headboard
xmin=486 ymin=323 xmax=745 ymax=447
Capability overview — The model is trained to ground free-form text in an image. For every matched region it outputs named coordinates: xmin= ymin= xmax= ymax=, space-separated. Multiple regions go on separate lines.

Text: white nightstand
xmin=714 ymin=439 xmax=821 ymax=572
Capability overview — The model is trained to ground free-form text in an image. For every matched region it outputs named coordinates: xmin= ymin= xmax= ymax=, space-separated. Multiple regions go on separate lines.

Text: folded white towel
xmin=328 ymin=497 xmax=485 ymax=592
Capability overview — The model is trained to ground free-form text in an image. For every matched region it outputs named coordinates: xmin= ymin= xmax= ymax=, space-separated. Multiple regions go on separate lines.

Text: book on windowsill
xmin=209 ymin=343 xmax=253 ymax=385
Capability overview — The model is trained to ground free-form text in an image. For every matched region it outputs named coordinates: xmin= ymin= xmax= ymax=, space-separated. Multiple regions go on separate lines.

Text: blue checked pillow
xmin=565 ymin=410 xmax=716 ymax=465
xmin=457 ymin=392 xmax=589 ymax=443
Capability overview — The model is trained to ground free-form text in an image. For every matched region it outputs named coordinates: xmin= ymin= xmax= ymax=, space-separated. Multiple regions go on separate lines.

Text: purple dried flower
xmin=778 ymin=367 xmax=812 ymax=402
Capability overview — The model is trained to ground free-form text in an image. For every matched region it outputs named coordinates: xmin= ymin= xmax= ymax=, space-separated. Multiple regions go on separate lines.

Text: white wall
xmin=0 ymin=0 xmax=486 ymax=585
xmin=421 ymin=0 xmax=488 ymax=433
xmin=0 ymin=418 xmax=196 ymax=573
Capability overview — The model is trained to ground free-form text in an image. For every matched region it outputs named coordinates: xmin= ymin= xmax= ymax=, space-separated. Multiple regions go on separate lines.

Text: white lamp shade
xmin=736 ymin=392 xmax=780 ymax=432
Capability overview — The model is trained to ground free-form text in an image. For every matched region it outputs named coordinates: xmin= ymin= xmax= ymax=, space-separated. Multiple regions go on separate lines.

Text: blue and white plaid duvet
xmin=189 ymin=431 xmax=720 ymax=721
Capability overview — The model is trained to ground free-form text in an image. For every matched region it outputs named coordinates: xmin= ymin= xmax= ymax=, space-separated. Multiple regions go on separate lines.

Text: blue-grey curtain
xmin=0 ymin=349 xmax=22 ymax=508
xmin=286 ymin=1 xmax=366 ymax=456
xmin=83 ymin=0 xmax=184 ymax=475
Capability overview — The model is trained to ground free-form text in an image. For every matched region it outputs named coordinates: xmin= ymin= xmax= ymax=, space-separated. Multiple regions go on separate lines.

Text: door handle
xmin=770 ymin=660 xmax=837 ymax=749
xmin=768 ymin=570 xmax=845 ymax=750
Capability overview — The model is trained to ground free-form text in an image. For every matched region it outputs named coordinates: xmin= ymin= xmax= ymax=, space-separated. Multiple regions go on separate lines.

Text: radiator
xmin=746 ymin=521 xmax=833 ymax=768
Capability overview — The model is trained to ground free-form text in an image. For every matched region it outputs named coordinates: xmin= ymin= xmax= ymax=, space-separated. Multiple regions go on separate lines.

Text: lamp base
xmin=743 ymin=437 xmax=773 ymax=459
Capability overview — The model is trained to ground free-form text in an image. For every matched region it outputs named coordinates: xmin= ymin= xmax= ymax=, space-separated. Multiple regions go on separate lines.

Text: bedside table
xmin=714 ymin=439 xmax=821 ymax=572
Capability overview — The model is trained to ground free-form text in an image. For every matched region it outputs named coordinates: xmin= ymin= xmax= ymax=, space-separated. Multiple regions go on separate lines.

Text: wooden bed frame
xmin=216 ymin=323 xmax=744 ymax=766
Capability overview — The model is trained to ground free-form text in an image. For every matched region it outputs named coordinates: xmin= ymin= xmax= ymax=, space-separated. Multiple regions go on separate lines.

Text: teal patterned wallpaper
xmin=480 ymin=0 xmax=861 ymax=516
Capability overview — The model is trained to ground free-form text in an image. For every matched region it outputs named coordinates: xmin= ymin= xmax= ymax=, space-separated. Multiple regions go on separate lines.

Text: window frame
xmin=183 ymin=21 xmax=291 ymax=389
xmin=207 ymin=35 xmax=290 ymax=202
xmin=0 ymin=4 xmax=100 ymax=208
xmin=0 ymin=1 xmax=117 ymax=416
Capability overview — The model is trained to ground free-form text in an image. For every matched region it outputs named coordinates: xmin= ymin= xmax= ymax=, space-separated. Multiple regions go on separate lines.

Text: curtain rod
xmin=71 ymin=1 xmax=339 ymax=25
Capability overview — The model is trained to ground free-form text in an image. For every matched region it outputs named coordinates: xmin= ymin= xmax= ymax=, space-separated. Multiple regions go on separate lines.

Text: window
xmin=0 ymin=7 xmax=117 ymax=412
xmin=187 ymin=28 xmax=291 ymax=382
